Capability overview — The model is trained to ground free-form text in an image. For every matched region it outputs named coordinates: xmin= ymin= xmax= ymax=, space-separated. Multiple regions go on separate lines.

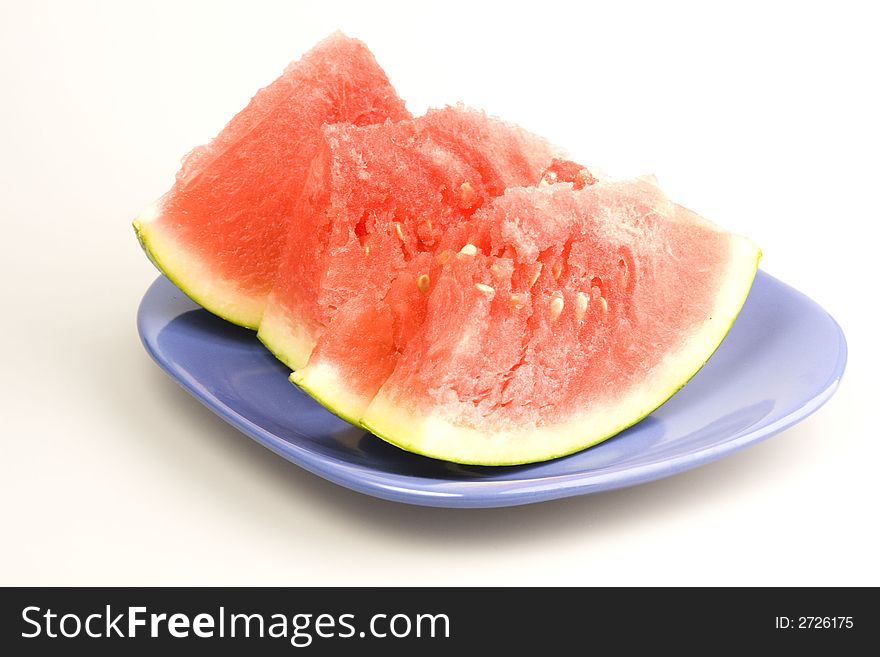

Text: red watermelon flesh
xmin=258 ymin=106 xmax=562 ymax=418
xmin=133 ymin=33 xmax=410 ymax=328
xmin=359 ymin=179 xmax=760 ymax=464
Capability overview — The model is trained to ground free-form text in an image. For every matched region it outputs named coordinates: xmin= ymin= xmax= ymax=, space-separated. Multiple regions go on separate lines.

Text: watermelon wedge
xmin=359 ymin=179 xmax=760 ymax=464
xmin=258 ymin=106 xmax=564 ymax=420
xmin=133 ymin=33 xmax=410 ymax=328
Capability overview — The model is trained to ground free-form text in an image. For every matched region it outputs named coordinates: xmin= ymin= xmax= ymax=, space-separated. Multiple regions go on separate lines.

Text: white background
xmin=1 ymin=0 xmax=876 ymax=585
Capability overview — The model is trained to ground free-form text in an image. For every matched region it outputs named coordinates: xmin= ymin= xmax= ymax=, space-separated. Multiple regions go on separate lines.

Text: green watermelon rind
xmin=295 ymin=236 xmax=761 ymax=466
xmin=133 ymin=213 xmax=264 ymax=330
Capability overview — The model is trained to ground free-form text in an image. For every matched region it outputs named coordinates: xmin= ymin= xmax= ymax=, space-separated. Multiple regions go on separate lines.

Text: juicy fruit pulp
xmin=257 ymin=106 xmax=562 ymax=420
xmin=133 ymin=33 xmax=410 ymax=328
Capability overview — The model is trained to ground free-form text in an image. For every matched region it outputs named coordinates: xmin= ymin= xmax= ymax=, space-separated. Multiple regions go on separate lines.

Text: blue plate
xmin=137 ymin=271 xmax=846 ymax=508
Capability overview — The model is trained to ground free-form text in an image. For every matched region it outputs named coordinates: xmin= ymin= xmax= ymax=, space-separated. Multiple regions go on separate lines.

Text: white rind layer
xmin=356 ymin=235 xmax=761 ymax=465
xmin=258 ymin=302 xmax=318 ymax=371
xmin=133 ymin=208 xmax=265 ymax=329
xmin=290 ymin=362 xmax=371 ymax=426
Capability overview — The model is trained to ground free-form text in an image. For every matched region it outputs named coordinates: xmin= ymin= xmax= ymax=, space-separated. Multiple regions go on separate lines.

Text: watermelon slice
xmin=258 ymin=106 xmax=563 ymax=420
xmin=360 ymin=179 xmax=760 ymax=464
xmin=133 ymin=33 xmax=410 ymax=328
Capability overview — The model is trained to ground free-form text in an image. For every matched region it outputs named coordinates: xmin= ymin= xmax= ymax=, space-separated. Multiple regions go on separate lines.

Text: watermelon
xmin=258 ymin=106 xmax=566 ymax=421
xmin=359 ymin=179 xmax=760 ymax=464
xmin=131 ymin=33 xmax=760 ymax=466
xmin=132 ymin=33 xmax=410 ymax=328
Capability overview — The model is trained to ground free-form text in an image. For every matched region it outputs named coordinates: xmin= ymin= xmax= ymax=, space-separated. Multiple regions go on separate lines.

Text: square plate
xmin=137 ymin=271 xmax=846 ymax=508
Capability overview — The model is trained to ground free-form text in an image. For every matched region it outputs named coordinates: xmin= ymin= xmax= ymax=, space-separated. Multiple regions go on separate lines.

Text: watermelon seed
xmin=436 ymin=249 xmax=452 ymax=265
xmin=575 ymin=292 xmax=589 ymax=321
xmin=363 ymin=244 xmax=371 ymax=256
xmin=475 ymin=283 xmax=495 ymax=296
xmin=528 ymin=265 xmax=543 ymax=289
xmin=552 ymin=262 xmax=563 ymax=281
xmin=394 ymin=222 xmax=405 ymax=241
xmin=459 ymin=243 xmax=477 ymax=256
xmin=460 ymin=181 xmax=475 ymax=206
xmin=417 ymin=274 xmax=430 ymax=294
xmin=599 ymin=297 xmax=609 ymax=314
xmin=550 ymin=294 xmax=564 ymax=321
xmin=509 ymin=294 xmax=525 ymax=310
